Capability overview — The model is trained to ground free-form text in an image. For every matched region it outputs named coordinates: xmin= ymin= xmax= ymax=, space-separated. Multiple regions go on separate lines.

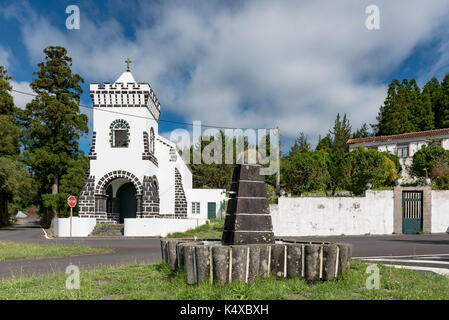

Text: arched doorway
xmin=118 ymin=182 xmax=137 ymax=223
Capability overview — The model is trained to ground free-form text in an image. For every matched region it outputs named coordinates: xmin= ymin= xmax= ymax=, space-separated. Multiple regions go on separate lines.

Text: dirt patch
xmin=287 ymin=293 xmax=309 ymax=300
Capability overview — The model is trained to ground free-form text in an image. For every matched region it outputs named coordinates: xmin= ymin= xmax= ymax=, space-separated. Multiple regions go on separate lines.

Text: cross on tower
xmin=125 ymin=58 xmax=132 ymax=72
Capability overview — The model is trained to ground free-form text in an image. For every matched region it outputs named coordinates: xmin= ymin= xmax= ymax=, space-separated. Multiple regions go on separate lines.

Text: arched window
xmin=110 ymin=119 xmax=130 ymax=148
xmin=150 ymin=128 xmax=155 ymax=154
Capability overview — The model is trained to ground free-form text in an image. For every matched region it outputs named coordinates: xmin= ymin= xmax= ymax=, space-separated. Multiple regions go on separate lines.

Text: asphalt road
xmin=0 ymin=218 xmax=162 ymax=279
xmin=1 ymin=218 xmax=449 ymax=279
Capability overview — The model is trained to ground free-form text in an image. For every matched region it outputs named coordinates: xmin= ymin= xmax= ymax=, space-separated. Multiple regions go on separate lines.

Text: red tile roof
xmin=347 ymin=128 xmax=449 ymax=144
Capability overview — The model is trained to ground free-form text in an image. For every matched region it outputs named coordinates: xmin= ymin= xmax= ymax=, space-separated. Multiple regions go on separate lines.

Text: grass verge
xmin=166 ymin=219 xmax=224 ymax=238
xmin=0 ymin=241 xmax=110 ymax=262
xmin=0 ymin=261 xmax=448 ymax=300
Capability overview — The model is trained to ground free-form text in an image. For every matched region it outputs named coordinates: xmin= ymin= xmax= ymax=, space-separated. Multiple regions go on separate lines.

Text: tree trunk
xmin=50 ymin=176 xmax=59 ymax=229
xmin=0 ymin=191 xmax=7 ymax=225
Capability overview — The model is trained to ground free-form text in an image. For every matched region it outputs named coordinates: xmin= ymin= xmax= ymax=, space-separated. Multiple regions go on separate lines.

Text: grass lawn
xmin=1 ymin=261 xmax=448 ymax=300
xmin=0 ymin=241 xmax=110 ymax=262
xmin=166 ymin=219 xmax=224 ymax=239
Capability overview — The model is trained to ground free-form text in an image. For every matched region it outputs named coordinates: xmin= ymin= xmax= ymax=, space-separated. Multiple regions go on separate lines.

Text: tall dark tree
xmin=375 ymin=80 xmax=414 ymax=136
xmin=423 ymin=77 xmax=444 ymax=128
xmin=21 ymin=46 xmax=88 ymax=226
xmin=0 ymin=67 xmax=34 ymax=224
xmin=315 ymin=134 xmax=333 ymax=154
xmin=329 ymin=113 xmax=351 ymax=153
xmin=404 ymin=79 xmax=434 ymax=131
xmin=439 ymin=74 xmax=449 ymax=128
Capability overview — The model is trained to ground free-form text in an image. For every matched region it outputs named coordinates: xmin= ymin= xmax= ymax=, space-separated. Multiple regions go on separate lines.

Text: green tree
xmin=20 ymin=46 xmax=88 ymax=227
xmin=329 ymin=113 xmax=351 ymax=153
xmin=0 ymin=66 xmax=34 ymax=224
xmin=405 ymin=79 xmax=434 ymax=131
xmin=325 ymin=151 xmax=351 ymax=196
xmin=422 ymin=77 xmax=444 ymax=128
xmin=281 ymin=150 xmax=330 ymax=195
xmin=411 ymin=145 xmax=449 ymax=179
xmin=289 ymin=132 xmax=310 ymax=157
xmin=315 ymin=134 xmax=333 ymax=154
xmin=439 ymin=74 xmax=449 ymax=128
xmin=351 ymin=123 xmax=371 ymax=139
xmin=375 ymin=80 xmax=414 ymax=136
xmin=345 ymin=147 xmax=390 ymax=195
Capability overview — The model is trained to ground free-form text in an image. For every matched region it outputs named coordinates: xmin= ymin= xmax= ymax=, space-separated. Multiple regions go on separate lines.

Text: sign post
xmin=67 ymin=196 xmax=77 ymax=237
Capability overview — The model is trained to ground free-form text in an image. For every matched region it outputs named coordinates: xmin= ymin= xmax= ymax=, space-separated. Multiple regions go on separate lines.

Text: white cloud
xmin=4 ymin=0 xmax=449 ymax=141
xmin=0 ymin=45 xmax=10 ymax=68
xmin=10 ymin=80 xmax=33 ymax=109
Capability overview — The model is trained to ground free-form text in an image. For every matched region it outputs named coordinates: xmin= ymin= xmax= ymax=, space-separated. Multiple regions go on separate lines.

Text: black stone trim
xmin=95 ymin=170 xmax=143 ymax=195
xmin=78 ymin=170 xmax=96 ymax=218
xmin=174 ymin=168 xmax=187 ymax=217
xmin=109 ymin=119 xmax=130 ymax=148
xmin=88 ymin=131 xmax=97 ymax=160
xmin=142 ymin=131 xmax=158 ymax=166
xmin=141 ymin=175 xmax=160 ymax=217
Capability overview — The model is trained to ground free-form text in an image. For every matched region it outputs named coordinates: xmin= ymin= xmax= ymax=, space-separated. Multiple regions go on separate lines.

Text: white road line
xmin=41 ymin=227 xmax=51 ymax=239
xmin=388 ymin=265 xmax=449 ymax=276
xmin=354 ymin=253 xmax=449 ymax=259
xmin=359 ymin=258 xmax=449 ymax=266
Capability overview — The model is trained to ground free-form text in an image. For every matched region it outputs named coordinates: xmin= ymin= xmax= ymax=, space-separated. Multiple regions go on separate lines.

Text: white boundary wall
xmin=431 ymin=191 xmax=449 ymax=233
xmin=54 ymin=217 xmax=97 ymax=237
xmin=124 ymin=217 xmax=207 ymax=237
xmin=271 ymin=190 xmax=394 ymax=236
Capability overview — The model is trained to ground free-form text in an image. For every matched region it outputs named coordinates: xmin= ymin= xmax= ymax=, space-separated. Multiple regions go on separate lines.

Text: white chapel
xmin=78 ymin=60 xmax=225 ymax=230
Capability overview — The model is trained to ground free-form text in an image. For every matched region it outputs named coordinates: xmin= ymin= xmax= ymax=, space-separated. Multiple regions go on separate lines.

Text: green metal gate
xmin=207 ymin=202 xmax=216 ymax=220
xmin=402 ymin=191 xmax=423 ymax=234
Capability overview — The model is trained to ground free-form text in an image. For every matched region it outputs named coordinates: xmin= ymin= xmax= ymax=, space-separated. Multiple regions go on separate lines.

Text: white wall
xmin=54 ymin=217 xmax=97 ymax=237
xmin=431 ymin=191 xmax=449 ymax=233
xmin=271 ymin=190 xmax=394 ymax=236
xmin=185 ymin=189 xmax=226 ymax=220
xmin=124 ymin=217 xmax=206 ymax=237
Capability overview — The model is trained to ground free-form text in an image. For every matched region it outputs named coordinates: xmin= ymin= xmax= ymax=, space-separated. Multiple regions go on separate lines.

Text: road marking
xmin=359 ymin=258 xmax=449 ymax=266
xmin=41 ymin=227 xmax=51 ymax=239
xmin=354 ymin=253 xmax=449 ymax=259
xmin=388 ymin=265 xmax=449 ymax=276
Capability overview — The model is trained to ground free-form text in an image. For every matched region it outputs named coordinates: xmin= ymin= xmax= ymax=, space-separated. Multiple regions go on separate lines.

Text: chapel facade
xmin=78 ymin=63 xmax=201 ymax=223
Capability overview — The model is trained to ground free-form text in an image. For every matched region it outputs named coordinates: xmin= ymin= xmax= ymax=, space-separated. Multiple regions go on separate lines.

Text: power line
xmin=11 ymin=88 xmax=276 ymax=130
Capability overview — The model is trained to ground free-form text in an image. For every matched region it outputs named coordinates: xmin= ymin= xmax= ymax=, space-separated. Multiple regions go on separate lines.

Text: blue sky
xmin=1 ymin=0 xmax=449 ymax=155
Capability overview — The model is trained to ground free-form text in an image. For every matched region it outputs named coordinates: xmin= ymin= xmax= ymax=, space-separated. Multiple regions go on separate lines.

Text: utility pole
xmin=275 ymin=126 xmax=281 ymax=195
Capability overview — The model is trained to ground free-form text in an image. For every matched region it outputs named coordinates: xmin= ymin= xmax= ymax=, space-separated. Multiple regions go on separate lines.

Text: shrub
xmin=281 ymin=150 xmax=330 ymax=195
xmin=345 ymin=147 xmax=390 ymax=195
xmin=412 ymin=145 xmax=449 ymax=178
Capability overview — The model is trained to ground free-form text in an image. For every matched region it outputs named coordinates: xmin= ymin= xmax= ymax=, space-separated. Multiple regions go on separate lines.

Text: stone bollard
xmin=304 ymin=244 xmax=321 ymax=281
xmin=286 ymin=244 xmax=303 ymax=278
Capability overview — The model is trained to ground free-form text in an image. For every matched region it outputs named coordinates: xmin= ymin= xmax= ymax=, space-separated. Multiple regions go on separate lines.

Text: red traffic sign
xmin=67 ymin=196 xmax=77 ymax=208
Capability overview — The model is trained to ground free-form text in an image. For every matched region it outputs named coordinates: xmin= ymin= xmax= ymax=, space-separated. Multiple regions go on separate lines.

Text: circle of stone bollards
xmin=160 ymin=238 xmax=352 ymax=285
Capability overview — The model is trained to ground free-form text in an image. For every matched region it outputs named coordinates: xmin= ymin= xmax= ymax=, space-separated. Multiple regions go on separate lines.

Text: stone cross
xmin=125 ymin=58 xmax=132 ymax=72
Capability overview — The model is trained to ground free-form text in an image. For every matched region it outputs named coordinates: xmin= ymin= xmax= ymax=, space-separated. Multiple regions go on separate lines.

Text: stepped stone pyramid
xmin=222 ymin=164 xmax=275 ymax=245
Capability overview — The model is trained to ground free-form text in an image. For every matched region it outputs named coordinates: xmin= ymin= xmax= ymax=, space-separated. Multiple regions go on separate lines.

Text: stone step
xmin=90 ymin=224 xmax=124 ymax=237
